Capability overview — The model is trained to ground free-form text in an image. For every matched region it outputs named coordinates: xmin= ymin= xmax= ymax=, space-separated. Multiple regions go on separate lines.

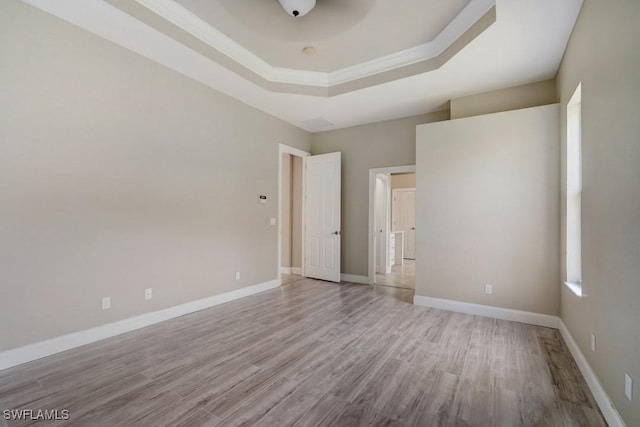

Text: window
xmin=565 ymin=83 xmax=582 ymax=296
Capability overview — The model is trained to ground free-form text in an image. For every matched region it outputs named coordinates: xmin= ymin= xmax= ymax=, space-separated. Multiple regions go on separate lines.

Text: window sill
xmin=564 ymin=281 xmax=583 ymax=297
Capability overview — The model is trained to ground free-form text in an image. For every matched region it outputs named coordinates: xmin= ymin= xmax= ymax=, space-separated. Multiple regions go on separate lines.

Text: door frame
xmin=278 ymin=144 xmax=310 ymax=284
xmin=375 ymin=174 xmax=392 ymax=275
xmin=368 ymin=165 xmax=416 ymax=285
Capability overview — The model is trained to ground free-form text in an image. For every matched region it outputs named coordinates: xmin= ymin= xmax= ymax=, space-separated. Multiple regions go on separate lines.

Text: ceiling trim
xmin=18 ymin=0 xmax=582 ymax=132
xmin=328 ymin=0 xmax=495 ymax=86
xmin=134 ymin=0 xmax=496 ymax=88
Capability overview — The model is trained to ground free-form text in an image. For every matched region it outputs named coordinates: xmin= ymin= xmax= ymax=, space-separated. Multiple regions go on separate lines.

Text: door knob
xmin=410 ymin=227 xmax=415 ymax=230
xmin=332 ymin=231 xmax=342 ymax=235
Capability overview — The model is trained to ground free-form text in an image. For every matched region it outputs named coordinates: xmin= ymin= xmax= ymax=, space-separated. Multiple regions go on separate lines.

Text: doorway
xmin=278 ymin=145 xmax=342 ymax=285
xmin=368 ymin=166 xmax=416 ymax=291
xmin=278 ymin=145 xmax=309 ymax=285
xmin=280 ymin=152 xmax=304 ymax=284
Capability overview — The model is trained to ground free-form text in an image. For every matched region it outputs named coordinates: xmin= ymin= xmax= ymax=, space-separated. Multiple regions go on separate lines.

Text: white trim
xmin=328 ymin=0 xmax=494 ymax=85
xmin=281 ymin=267 xmax=303 ymax=276
xmin=413 ymin=295 xmax=559 ymax=329
xmin=368 ymin=165 xmax=416 ymax=285
xmin=135 ymin=0 xmax=281 ymax=83
xmin=564 ymin=281 xmax=583 ymax=297
xmin=271 ymin=67 xmax=328 ymax=87
xmin=341 ymin=274 xmax=370 ymax=285
xmin=559 ymin=320 xmax=627 ymax=427
xmin=0 ymin=279 xmax=280 ymax=371
xmin=124 ymin=0 xmax=495 ymax=87
xmin=278 ymin=144 xmax=310 ymax=285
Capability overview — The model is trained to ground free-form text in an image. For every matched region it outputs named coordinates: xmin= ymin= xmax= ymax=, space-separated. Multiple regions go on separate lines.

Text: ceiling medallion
xmin=278 ymin=0 xmax=316 ymax=17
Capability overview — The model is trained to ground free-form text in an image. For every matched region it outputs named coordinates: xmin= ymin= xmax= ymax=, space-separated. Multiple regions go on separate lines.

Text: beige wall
xmin=391 ymin=173 xmax=416 ymax=189
xmin=557 ymin=0 xmax=640 ymax=424
xmin=291 ymin=156 xmax=303 ymax=269
xmin=280 ymin=154 xmax=292 ymax=268
xmin=415 ymin=105 xmax=560 ymax=316
xmin=450 ymin=79 xmax=557 ymax=119
xmin=311 ymin=112 xmax=448 ymax=277
xmin=0 ymin=0 xmax=310 ymax=351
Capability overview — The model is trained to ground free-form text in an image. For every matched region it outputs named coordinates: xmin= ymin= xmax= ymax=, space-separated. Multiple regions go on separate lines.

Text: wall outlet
xmin=145 ymin=288 xmax=152 ymax=301
xmin=270 ymin=217 xmax=277 ymax=225
xmin=590 ymin=333 xmax=596 ymax=352
xmin=484 ymin=284 xmax=493 ymax=295
xmin=625 ymin=374 xmax=633 ymax=401
xmin=102 ymin=297 xmax=111 ymax=310
xmin=235 ymin=272 xmax=240 ymax=280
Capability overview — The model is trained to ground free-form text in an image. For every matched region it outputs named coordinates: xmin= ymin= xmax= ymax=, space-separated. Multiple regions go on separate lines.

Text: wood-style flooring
xmin=0 ymin=279 xmax=604 ymax=426
xmin=376 ymin=259 xmax=415 ymax=290
xmin=280 ymin=273 xmax=304 ymax=285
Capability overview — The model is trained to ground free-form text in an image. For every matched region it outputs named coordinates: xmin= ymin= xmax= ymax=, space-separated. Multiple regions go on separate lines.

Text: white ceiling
xmin=175 ymin=0 xmax=471 ymax=72
xmin=22 ymin=0 xmax=583 ymax=133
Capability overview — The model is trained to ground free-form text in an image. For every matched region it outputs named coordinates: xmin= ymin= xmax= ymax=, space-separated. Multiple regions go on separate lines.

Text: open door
xmin=392 ymin=188 xmax=415 ymax=259
xmin=305 ymin=152 xmax=341 ymax=282
xmin=375 ymin=174 xmax=391 ymax=274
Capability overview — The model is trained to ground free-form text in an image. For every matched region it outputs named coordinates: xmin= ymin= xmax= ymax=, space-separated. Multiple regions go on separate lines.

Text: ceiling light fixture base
xmin=278 ymin=0 xmax=316 ymax=18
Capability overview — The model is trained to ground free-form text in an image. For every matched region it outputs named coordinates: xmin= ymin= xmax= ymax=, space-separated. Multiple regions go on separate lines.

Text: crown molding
xmin=136 ymin=0 xmax=275 ymax=79
xmin=270 ymin=67 xmax=328 ymax=87
xmin=328 ymin=0 xmax=495 ymax=85
xmin=134 ymin=0 xmax=496 ymax=88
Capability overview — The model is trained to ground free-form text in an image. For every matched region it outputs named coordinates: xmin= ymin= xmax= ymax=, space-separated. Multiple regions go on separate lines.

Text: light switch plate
xmin=625 ymin=374 xmax=633 ymax=401
xmin=270 ymin=217 xmax=277 ymax=225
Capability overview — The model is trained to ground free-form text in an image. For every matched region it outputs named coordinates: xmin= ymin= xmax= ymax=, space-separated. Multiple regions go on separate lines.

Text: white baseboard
xmin=0 ymin=279 xmax=280 ymax=371
xmin=559 ymin=320 xmax=627 ymax=427
xmin=280 ymin=267 xmax=292 ymax=274
xmin=341 ymin=274 xmax=370 ymax=285
xmin=291 ymin=267 xmax=302 ymax=275
xmin=413 ymin=295 xmax=559 ymax=329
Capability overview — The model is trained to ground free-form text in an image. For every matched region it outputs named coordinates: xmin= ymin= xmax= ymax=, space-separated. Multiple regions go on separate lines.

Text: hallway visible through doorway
xmin=280 ymin=151 xmax=304 ymax=283
xmin=376 ymin=259 xmax=415 ymax=290
xmin=372 ymin=170 xmax=416 ymax=291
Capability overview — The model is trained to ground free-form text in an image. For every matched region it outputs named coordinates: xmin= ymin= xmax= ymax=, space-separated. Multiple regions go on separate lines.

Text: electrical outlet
xmin=145 ymin=288 xmax=152 ymax=301
xmin=235 ymin=272 xmax=240 ymax=281
xmin=270 ymin=217 xmax=277 ymax=225
xmin=590 ymin=333 xmax=596 ymax=352
xmin=625 ymin=374 xmax=633 ymax=401
xmin=484 ymin=284 xmax=493 ymax=295
xmin=102 ymin=297 xmax=111 ymax=310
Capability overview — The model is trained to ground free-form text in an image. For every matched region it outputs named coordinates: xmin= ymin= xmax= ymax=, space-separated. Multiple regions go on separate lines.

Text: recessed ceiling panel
xmin=24 ymin=0 xmax=584 ymax=132
xmin=175 ymin=0 xmax=472 ymax=72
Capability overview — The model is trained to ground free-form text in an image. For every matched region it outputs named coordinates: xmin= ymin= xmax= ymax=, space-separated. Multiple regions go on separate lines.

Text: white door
xmin=305 ymin=152 xmax=341 ymax=282
xmin=375 ymin=175 xmax=391 ymax=274
xmin=392 ymin=189 xmax=415 ymax=259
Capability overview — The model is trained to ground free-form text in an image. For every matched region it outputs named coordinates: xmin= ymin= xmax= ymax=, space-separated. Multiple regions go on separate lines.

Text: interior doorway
xmin=278 ymin=145 xmax=342 ymax=286
xmin=368 ymin=167 xmax=416 ymax=291
xmin=278 ymin=145 xmax=308 ymax=285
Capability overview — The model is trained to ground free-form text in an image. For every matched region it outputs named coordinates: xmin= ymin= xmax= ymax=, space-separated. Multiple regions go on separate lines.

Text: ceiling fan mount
xmin=278 ymin=0 xmax=317 ymax=18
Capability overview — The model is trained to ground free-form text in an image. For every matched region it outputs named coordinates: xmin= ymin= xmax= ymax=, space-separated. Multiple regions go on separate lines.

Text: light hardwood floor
xmin=376 ymin=259 xmax=415 ymax=290
xmin=281 ymin=273 xmax=304 ymax=285
xmin=0 ymin=279 xmax=604 ymax=426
